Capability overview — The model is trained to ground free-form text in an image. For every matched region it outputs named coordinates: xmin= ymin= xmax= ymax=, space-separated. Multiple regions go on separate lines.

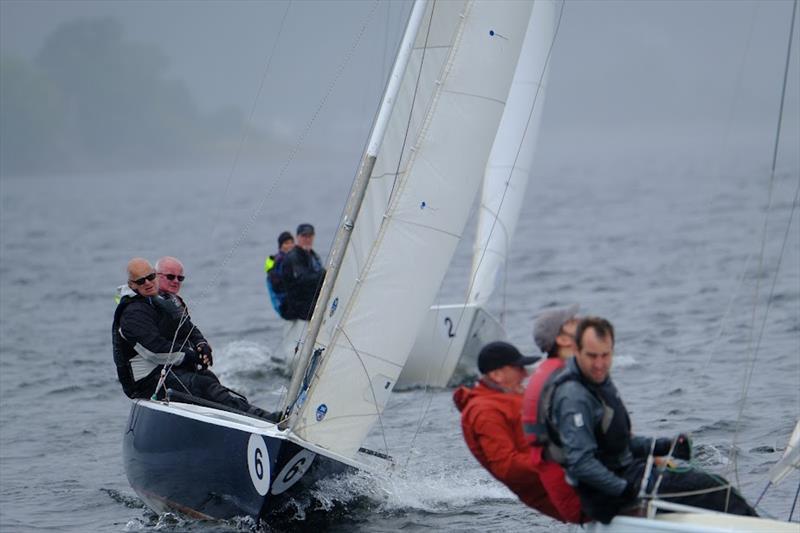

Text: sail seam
xmin=441 ymin=88 xmax=506 ymax=106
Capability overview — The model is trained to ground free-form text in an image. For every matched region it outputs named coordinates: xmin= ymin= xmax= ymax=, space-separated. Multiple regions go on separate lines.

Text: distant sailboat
xmin=397 ymin=0 xmax=556 ymax=389
xmin=122 ymin=0 xmax=535 ymax=520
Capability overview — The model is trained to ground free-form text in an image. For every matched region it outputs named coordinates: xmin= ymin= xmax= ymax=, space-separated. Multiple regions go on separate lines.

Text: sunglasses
xmin=158 ymin=273 xmax=185 ymax=282
xmin=131 ymin=272 xmax=157 ymax=286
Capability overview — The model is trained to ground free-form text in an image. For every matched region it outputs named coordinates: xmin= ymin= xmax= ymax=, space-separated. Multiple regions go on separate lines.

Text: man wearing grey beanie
xmin=521 ymin=304 xmax=582 ymax=522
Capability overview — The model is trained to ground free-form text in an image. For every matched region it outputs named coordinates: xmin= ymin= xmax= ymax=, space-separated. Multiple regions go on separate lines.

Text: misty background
xmin=1 ymin=0 xmax=797 ymax=179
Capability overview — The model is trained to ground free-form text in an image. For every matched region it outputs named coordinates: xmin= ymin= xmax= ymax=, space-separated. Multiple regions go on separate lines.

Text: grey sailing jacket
xmin=550 ymin=357 xmax=654 ymax=496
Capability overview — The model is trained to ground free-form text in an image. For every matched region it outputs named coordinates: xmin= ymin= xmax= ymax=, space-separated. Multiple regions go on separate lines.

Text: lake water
xmin=1 ymin=140 xmax=798 ymax=532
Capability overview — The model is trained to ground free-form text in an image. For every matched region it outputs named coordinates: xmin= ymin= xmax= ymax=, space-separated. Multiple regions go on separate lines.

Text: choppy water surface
xmin=1 ymin=146 xmax=798 ymax=532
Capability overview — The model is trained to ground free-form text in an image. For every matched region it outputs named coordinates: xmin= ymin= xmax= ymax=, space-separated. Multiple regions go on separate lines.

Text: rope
xmin=669 ymin=0 xmax=759 ymax=390
xmin=650 ymin=438 xmax=677 ymax=498
xmin=386 ymin=0 xmax=436 ymax=202
xmin=727 ymin=0 xmax=798 ymax=486
xmin=285 ymin=0 xmax=434 ymax=446
xmin=754 ymin=480 xmax=772 ymax=507
xmin=332 ymin=327 xmax=392 ymax=460
xmin=643 ymin=483 xmax=734 ymax=500
xmin=142 ymin=1 xmax=381 ymax=406
xmin=790 ymin=479 xmax=800 ymax=521
xmin=195 ymin=1 xmax=382 ymax=309
xmin=209 ymin=0 xmax=293 ymax=247
xmin=403 ymin=0 xmax=567 ymax=467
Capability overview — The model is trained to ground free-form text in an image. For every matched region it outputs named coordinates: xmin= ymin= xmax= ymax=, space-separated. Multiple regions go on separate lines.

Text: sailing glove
xmin=673 ymin=433 xmax=692 ymax=461
xmin=196 ymin=342 xmax=213 ymax=368
xmin=181 ymin=347 xmax=203 ymax=370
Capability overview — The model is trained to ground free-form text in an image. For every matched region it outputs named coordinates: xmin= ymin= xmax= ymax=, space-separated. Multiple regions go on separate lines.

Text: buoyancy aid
xmin=527 ymin=361 xmax=632 ymax=469
xmin=522 ymin=358 xmax=565 ymax=452
xmin=265 ymin=252 xmax=288 ymax=316
xmin=112 ymin=295 xmax=148 ymax=398
xmin=112 ymin=294 xmax=192 ymax=398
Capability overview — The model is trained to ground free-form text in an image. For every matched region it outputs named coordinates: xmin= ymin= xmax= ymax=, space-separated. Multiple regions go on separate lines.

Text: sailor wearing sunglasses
xmin=112 ymin=258 xmax=277 ymax=421
xmin=154 ymin=256 xmax=213 ymax=365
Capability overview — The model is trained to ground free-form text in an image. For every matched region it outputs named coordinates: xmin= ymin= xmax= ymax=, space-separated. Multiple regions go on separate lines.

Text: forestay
xmin=467 ymin=0 xmax=555 ymax=307
xmin=291 ymin=0 xmax=534 ymax=458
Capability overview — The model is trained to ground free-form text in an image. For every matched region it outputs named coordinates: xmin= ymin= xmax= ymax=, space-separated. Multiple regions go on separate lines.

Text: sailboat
xmin=122 ymin=0 xmax=536 ymax=520
xmin=397 ymin=0 xmax=556 ymax=389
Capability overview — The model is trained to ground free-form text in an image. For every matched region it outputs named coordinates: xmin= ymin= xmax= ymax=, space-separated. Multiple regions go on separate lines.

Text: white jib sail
xmin=467 ymin=0 xmax=555 ymax=307
xmin=292 ymin=0 xmax=534 ymax=458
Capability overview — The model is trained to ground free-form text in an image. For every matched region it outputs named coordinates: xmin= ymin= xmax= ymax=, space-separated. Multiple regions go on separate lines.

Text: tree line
xmin=1 ymin=17 xmax=256 ymax=177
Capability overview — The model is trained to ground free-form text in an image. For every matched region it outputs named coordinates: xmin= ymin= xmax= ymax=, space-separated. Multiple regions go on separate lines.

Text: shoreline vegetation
xmin=0 ymin=17 xmax=263 ymax=178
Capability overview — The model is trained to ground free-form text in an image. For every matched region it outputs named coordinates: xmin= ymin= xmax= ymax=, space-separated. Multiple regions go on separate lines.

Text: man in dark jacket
xmin=155 ymin=256 xmax=212 ymax=364
xmin=112 ymin=258 xmax=276 ymax=421
xmin=280 ymin=223 xmax=325 ymax=321
xmin=546 ymin=316 xmax=757 ymax=523
xmin=453 ymin=341 xmax=566 ymax=521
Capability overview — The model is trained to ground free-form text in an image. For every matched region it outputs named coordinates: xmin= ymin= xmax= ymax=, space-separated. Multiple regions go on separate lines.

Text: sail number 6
xmin=271 ymin=449 xmax=316 ymax=495
xmin=247 ymin=434 xmax=271 ymax=495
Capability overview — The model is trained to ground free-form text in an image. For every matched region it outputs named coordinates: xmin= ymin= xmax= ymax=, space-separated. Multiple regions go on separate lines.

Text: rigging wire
xmin=195 ymin=1 xmax=382 ymax=308
xmin=660 ymin=1 xmax=762 ymax=400
xmin=403 ymin=0 xmax=567 ymax=468
xmin=143 ymin=0 xmax=382 ymax=405
xmin=144 ymin=2 xmax=294 ymax=402
xmin=386 ymin=1 xmax=437 ymax=202
xmin=281 ymin=1 xmax=429 ymax=430
xmin=208 ymin=0 xmax=293 ymax=246
xmin=727 ymin=0 xmax=798 ymax=489
xmin=696 ymin=1 xmax=761 ymax=374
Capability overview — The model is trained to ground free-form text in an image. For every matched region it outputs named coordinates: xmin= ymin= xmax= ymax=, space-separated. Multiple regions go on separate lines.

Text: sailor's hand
xmin=184 ymin=348 xmax=203 ymax=371
xmin=673 ymin=433 xmax=692 ymax=461
xmin=196 ymin=342 xmax=213 ymax=368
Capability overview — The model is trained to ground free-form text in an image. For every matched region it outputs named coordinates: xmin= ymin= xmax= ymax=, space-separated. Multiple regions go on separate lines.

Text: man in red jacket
xmin=522 ymin=304 xmax=583 ymax=523
xmin=453 ymin=341 xmax=564 ymax=521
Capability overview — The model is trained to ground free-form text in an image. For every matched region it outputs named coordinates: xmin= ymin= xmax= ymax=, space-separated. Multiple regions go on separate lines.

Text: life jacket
xmin=526 ymin=361 xmax=632 ymax=468
xmin=112 ymin=294 xmax=148 ymax=398
xmin=112 ymin=294 xmax=190 ymax=399
xmin=265 ymin=252 xmax=287 ymax=315
xmin=522 ymin=358 xmax=565 ymax=453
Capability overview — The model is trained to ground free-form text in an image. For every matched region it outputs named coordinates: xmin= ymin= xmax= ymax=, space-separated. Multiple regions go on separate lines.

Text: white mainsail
xmin=467 ymin=0 xmax=555 ymax=307
xmin=289 ymin=0 xmax=534 ymax=458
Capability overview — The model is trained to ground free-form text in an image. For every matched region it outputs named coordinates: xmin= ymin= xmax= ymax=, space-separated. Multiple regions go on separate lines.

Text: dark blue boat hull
xmin=122 ymin=400 xmax=351 ymax=520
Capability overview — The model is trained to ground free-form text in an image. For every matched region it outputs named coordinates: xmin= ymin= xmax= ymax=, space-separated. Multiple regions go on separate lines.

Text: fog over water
xmin=1 ymin=1 xmax=798 ymax=532
xmin=1 ymin=0 xmax=797 ymax=176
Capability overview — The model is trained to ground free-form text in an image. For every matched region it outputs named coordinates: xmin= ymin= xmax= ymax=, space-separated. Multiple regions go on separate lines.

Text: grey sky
xmin=1 ymin=0 xmax=797 ymax=168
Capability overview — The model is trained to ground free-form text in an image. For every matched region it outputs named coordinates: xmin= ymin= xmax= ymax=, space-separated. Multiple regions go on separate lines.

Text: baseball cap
xmin=533 ymin=304 xmax=580 ymax=354
xmin=296 ymin=223 xmax=315 ymax=236
xmin=477 ymin=341 xmax=540 ymax=374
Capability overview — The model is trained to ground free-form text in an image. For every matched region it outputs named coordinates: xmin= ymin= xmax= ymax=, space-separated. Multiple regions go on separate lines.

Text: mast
xmin=282 ymin=0 xmax=429 ymax=420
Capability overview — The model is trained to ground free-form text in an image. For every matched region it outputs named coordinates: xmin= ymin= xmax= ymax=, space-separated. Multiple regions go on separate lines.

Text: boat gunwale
xmin=130 ymin=399 xmax=372 ymax=472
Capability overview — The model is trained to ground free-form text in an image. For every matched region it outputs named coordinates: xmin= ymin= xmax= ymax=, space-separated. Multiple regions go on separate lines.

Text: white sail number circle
xmin=271 ymin=449 xmax=316 ymax=495
xmin=247 ymin=433 xmax=271 ymax=496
